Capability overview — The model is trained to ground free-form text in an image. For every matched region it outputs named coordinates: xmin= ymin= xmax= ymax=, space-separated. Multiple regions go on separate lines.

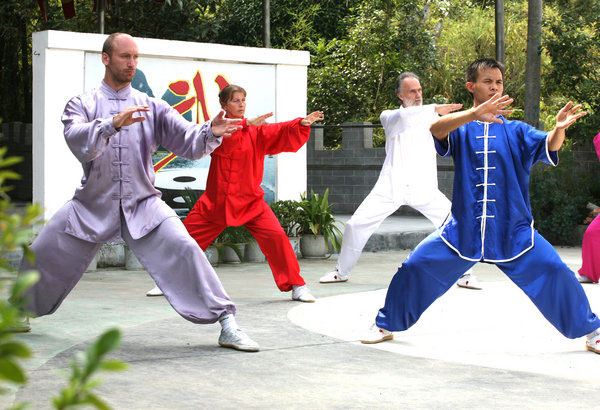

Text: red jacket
xmin=193 ymin=117 xmax=310 ymax=225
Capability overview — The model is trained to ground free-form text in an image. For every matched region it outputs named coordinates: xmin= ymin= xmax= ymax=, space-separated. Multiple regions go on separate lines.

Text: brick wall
xmin=307 ymin=123 xmax=455 ymax=215
xmin=0 ymin=122 xmax=32 ymax=202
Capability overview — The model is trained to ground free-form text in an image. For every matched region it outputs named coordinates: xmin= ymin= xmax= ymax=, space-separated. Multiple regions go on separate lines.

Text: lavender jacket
xmin=60 ymin=81 xmax=222 ymax=243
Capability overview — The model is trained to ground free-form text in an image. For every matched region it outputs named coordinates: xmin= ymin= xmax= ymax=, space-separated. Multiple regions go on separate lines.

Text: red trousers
xmin=579 ymin=214 xmax=600 ymax=283
xmin=183 ymin=201 xmax=305 ymax=292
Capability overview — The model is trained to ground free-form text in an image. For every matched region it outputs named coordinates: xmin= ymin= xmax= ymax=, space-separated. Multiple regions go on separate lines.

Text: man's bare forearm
xmin=430 ymin=108 xmax=477 ymax=140
xmin=547 ymin=127 xmax=566 ymax=152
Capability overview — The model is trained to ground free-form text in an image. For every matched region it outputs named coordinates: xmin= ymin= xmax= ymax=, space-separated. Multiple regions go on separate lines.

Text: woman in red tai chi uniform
xmin=148 ymin=84 xmax=324 ymax=302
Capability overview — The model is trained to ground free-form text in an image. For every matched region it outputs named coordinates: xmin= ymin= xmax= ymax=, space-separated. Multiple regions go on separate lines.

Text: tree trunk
xmin=524 ymin=0 xmax=542 ymax=129
xmin=495 ymin=0 xmax=505 ymax=63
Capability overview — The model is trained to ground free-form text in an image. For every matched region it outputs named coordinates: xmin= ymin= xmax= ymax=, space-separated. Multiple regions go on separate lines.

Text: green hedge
xmin=530 ymin=149 xmax=599 ymax=245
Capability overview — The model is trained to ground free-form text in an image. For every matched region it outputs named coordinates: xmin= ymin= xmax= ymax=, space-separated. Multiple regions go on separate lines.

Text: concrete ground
xmin=3 ymin=216 xmax=600 ymax=409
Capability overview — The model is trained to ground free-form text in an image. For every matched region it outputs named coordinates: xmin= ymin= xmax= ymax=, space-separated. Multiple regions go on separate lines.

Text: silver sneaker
xmin=291 ymin=285 xmax=316 ymax=303
xmin=218 ymin=328 xmax=260 ymax=352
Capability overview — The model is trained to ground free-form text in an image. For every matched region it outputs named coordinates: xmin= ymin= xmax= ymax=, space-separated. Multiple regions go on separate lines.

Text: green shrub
xmin=269 ymin=200 xmax=303 ymax=237
xmin=530 ymin=150 xmax=599 ymax=245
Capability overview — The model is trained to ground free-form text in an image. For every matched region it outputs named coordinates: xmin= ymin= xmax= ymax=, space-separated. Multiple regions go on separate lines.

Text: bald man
xmin=19 ymin=33 xmax=259 ymax=352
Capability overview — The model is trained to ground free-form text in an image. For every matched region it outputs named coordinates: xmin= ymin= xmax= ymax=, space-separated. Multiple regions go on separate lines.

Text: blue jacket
xmin=434 ymin=117 xmax=558 ymax=262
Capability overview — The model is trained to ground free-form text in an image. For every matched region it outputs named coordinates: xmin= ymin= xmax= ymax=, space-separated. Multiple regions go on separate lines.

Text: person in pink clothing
xmin=577 ymin=132 xmax=600 ymax=283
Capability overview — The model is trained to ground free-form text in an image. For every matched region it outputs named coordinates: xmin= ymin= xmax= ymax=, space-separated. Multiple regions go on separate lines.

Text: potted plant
xmin=270 ymin=199 xmax=303 ymax=258
xmin=214 ymin=226 xmax=252 ymax=264
xmin=179 ymin=187 xmax=200 ymax=220
xmin=244 ymin=236 xmax=266 ymax=263
xmin=298 ymin=188 xmax=344 ymax=258
xmin=179 ymin=187 xmax=218 ymax=266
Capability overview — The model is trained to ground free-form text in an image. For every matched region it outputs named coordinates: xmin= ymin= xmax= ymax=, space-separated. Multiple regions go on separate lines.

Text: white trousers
xmin=337 ymin=185 xmax=453 ymax=276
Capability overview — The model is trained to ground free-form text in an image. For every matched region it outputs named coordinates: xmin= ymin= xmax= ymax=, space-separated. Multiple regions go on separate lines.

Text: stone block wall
xmin=0 ymin=122 xmax=32 ymax=202
xmin=307 ymin=123 xmax=455 ymax=215
xmin=573 ymin=136 xmax=600 ymax=174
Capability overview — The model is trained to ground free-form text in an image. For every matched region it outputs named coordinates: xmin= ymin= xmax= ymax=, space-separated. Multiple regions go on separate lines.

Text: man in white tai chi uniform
xmin=320 ymin=72 xmax=480 ymax=289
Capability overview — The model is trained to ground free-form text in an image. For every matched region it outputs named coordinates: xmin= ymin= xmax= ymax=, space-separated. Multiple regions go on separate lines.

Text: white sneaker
xmin=586 ymin=328 xmax=600 ymax=354
xmin=6 ymin=317 xmax=31 ymax=333
xmin=319 ymin=268 xmax=349 ymax=283
xmin=576 ymin=273 xmax=595 ymax=284
xmin=146 ymin=286 xmax=164 ymax=297
xmin=291 ymin=285 xmax=316 ymax=303
xmin=218 ymin=328 xmax=260 ymax=352
xmin=456 ymin=273 xmax=482 ymax=290
xmin=360 ymin=323 xmax=393 ymax=344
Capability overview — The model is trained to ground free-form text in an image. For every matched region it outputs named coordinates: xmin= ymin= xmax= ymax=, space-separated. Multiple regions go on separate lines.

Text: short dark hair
xmin=219 ymin=84 xmax=247 ymax=105
xmin=465 ymin=58 xmax=505 ymax=83
xmin=102 ymin=33 xmax=129 ymax=56
xmin=395 ymin=72 xmax=419 ymax=95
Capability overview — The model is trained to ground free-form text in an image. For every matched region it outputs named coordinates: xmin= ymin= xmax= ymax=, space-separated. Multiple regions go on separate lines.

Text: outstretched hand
xmin=555 ymin=102 xmax=587 ymax=130
xmin=300 ymin=111 xmax=324 ymax=126
xmin=211 ymin=110 xmax=242 ymax=137
xmin=113 ymin=105 xmax=150 ymax=129
xmin=247 ymin=112 xmax=274 ymax=126
xmin=435 ymin=103 xmax=463 ymax=116
xmin=473 ymin=94 xmax=514 ymax=123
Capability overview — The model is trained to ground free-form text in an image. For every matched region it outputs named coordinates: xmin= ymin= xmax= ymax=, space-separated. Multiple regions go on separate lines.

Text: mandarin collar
xmin=100 ymin=80 xmax=132 ymax=98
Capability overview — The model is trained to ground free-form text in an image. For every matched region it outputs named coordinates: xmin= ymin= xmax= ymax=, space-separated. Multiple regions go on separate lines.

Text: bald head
xmin=102 ymin=33 xmax=134 ymax=57
xmin=102 ymin=33 xmax=138 ymax=91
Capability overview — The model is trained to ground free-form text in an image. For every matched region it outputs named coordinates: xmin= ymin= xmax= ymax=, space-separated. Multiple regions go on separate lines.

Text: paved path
xmin=3 ymin=217 xmax=600 ymax=409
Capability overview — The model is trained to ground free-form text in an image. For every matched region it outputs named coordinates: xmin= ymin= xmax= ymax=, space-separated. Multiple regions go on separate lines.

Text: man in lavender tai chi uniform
xmin=19 ymin=33 xmax=259 ymax=352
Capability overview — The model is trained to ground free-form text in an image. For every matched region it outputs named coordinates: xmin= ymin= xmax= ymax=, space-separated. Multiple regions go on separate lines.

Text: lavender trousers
xmin=20 ymin=204 xmax=236 ymax=324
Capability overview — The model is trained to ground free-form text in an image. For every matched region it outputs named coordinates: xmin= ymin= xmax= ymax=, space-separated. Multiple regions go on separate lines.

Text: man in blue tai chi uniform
xmin=360 ymin=58 xmax=600 ymax=354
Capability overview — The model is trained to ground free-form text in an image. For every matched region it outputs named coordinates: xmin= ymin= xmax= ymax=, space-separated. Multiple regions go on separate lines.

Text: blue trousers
xmin=376 ymin=230 xmax=600 ymax=338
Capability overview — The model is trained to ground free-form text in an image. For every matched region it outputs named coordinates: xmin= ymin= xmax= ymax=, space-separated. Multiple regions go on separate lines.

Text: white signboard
xmin=32 ymin=30 xmax=309 ymax=221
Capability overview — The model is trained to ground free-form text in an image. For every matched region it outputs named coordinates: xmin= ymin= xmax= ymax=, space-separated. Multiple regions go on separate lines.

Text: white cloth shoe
xmin=146 ymin=285 xmax=164 ymax=297
xmin=319 ymin=268 xmax=349 ymax=283
xmin=218 ymin=328 xmax=260 ymax=352
xmin=7 ymin=317 xmax=30 ymax=333
xmin=360 ymin=323 xmax=393 ymax=344
xmin=586 ymin=328 xmax=600 ymax=354
xmin=456 ymin=273 xmax=482 ymax=290
xmin=291 ymin=285 xmax=316 ymax=302
xmin=576 ymin=273 xmax=595 ymax=284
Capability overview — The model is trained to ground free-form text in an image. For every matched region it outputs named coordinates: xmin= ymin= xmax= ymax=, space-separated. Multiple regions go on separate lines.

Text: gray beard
xmin=403 ymin=99 xmax=422 ymax=107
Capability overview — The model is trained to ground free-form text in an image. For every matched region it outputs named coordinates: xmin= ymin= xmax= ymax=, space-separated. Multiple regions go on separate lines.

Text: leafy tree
xmin=215 ymin=0 xmax=359 ymax=48
xmin=543 ymin=0 xmax=600 ymax=143
xmin=428 ymin=1 xmax=533 ymax=109
xmin=308 ymin=0 xmax=438 ymax=146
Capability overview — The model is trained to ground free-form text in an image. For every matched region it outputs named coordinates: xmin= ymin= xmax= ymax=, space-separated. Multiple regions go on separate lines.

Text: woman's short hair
xmin=219 ymin=85 xmax=247 ymax=104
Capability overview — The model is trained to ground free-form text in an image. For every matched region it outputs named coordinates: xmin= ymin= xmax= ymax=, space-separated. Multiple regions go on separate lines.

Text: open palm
xmin=474 ymin=94 xmax=514 ymax=124
xmin=301 ymin=111 xmax=324 ymax=126
xmin=556 ymin=102 xmax=586 ymax=130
